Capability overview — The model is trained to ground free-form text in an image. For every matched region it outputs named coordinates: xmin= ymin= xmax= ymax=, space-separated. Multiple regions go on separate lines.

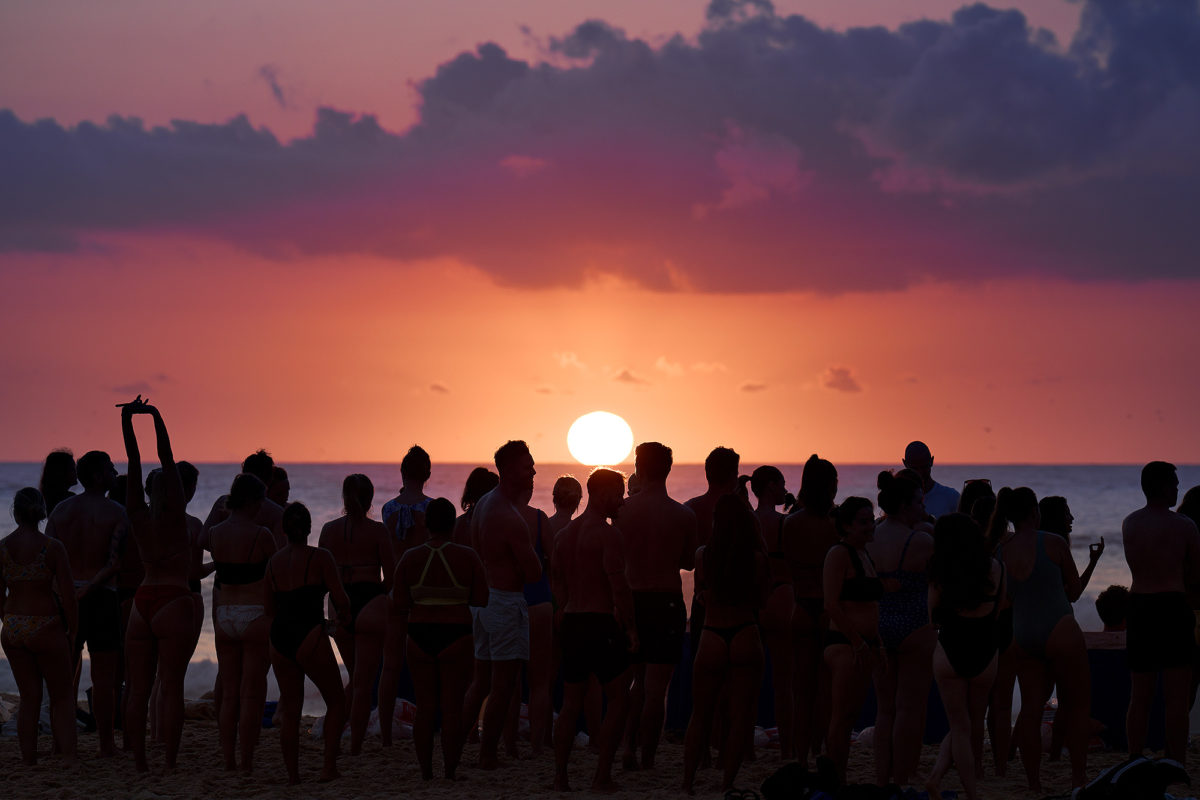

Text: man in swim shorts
xmin=467 ymin=440 xmax=542 ymax=769
xmin=1121 ymin=461 xmax=1200 ymax=761
xmin=619 ymin=442 xmax=697 ymax=770
xmin=552 ymin=468 xmax=638 ymax=793
xmin=46 ymin=450 xmax=128 ymax=757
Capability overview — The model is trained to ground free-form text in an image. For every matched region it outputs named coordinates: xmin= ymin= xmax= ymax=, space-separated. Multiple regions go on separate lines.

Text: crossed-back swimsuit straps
xmin=937 ymin=563 xmax=1006 ymax=678
xmin=407 ymin=541 xmax=473 ymax=657
xmin=0 ymin=541 xmax=61 ymax=646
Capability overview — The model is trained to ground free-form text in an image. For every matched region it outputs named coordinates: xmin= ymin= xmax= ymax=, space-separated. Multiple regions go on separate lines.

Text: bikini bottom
xmin=134 ymin=584 xmax=193 ymax=623
xmin=702 ymin=620 xmax=759 ymax=647
xmin=215 ymin=604 xmax=266 ymax=639
xmin=2 ymin=614 xmax=61 ymax=647
xmin=407 ymin=622 xmax=472 ymax=659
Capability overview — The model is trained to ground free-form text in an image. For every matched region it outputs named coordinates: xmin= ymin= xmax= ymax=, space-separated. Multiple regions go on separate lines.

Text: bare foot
xmin=318 ymin=767 xmax=340 ymax=782
xmin=553 ymin=774 xmax=574 ymax=792
xmin=590 ymin=778 xmax=621 ymax=794
xmin=479 ymin=754 xmax=498 ymax=770
xmin=681 ymin=781 xmax=695 ymax=796
xmin=622 ymin=752 xmax=639 ymax=771
xmin=925 ymin=778 xmax=943 ymax=800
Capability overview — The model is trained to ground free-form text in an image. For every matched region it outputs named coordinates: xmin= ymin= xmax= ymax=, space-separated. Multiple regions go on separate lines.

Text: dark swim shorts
xmin=560 ymin=612 xmax=630 ymax=685
xmin=632 ymin=590 xmax=686 ymax=665
xmin=1127 ymin=592 xmax=1196 ymax=673
xmin=76 ymin=587 xmax=123 ymax=653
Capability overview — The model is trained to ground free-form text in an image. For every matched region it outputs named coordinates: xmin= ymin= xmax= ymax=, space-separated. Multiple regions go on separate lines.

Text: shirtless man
xmin=203 ymin=450 xmax=284 ymax=545
xmin=1121 ymin=461 xmax=1200 ymax=761
xmin=685 ymin=447 xmax=739 ymax=656
xmin=462 ymin=440 xmax=542 ymax=769
xmin=902 ymin=441 xmax=959 ymax=520
xmin=552 ymin=468 xmax=638 ymax=793
xmin=46 ymin=449 xmax=128 ymax=757
xmin=619 ymin=442 xmax=697 ymax=771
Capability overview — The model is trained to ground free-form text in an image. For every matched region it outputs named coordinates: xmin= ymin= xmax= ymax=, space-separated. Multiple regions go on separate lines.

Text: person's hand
xmin=626 ymin=628 xmax=640 ymax=655
xmin=1089 ymin=537 xmax=1105 ymax=562
xmin=116 ymin=394 xmax=154 ymax=414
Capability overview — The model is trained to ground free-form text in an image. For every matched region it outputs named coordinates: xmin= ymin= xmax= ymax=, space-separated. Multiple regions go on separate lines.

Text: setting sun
xmin=566 ymin=411 xmax=634 ymax=466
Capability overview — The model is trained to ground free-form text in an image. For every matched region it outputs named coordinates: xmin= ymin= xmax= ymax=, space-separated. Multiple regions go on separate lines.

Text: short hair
xmin=178 ymin=461 xmax=199 ymax=501
xmin=635 ymin=442 xmax=673 ymax=482
xmin=493 ymin=440 xmax=531 ymax=474
xmin=704 ymin=446 xmax=740 ymax=485
xmin=1140 ymin=461 xmax=1177 ymax=499
xmin=12 ymin=487 xmax=47 ymax=527
xmin=401 ymin=445 xmax=432 ymax=483
xmin=552 ymin=475 xmax=582 ymax=508
xmin=461 ymin=467 xmax=499 ymax=511
xmin=587 ymin=468 xmax=625 ymax=498
xmin=76 ymin=450 xmax=112 ymax=490
xmin=1095 ymin=585 xmax=1131 ymax=629
xmin=227 ymin=473 xmax=266 ymax=510
xmin=241 ymin=450 xmax=275 ymax=485
xmin=425 ymin=497 xmax=457 ymax=536
xmin=903 ymin=440 xmax=932 ymax=463
xmin=342 ymin=473 xmax=374 ymax=517
xmin=282 ymin=502 xmax=311 ymax=543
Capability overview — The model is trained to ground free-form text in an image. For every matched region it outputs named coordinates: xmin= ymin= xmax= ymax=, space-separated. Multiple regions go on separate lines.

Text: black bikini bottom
xmin=407 ymin=622 xmax=472 ymax=659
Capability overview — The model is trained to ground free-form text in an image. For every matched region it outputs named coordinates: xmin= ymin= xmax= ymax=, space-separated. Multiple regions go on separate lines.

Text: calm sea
xmin=3 ymin=461 xmax=1197 ymax=713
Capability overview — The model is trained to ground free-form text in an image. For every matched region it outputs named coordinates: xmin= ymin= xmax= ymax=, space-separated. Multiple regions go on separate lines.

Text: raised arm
xmin=121 ymin=402 xmax=144 ymax=510
xmin=148 ymin=406 xmax=184 ymax=515
xmin=320 ymin=548 xmax=351 ymax=627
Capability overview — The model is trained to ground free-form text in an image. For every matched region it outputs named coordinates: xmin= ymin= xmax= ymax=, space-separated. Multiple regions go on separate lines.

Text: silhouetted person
xmin=1 ymin=487 xmax=78 ymax=765
xmin=871 ymin=470 xmax=935 ymax=787
xmin=318 ymin=473 xmax=394 ymax=754
xmin=958 ymin=479 xmax=996 ymax=531
xmin=267 ymin=502 xmax=350 ymax=785
xmin=991 ymin=487 xmax=1088 ymax=792
xmin=381 ymin=445 xmax=433 ymax=561
xmin=783 ymin=454 xmax=838 ymax=766
xmin=553 ymin=468 xmax=637 ymax=793
xmin=1176 ymin=486 xmax=1200 ymax=710
xmin=514 ymin=485 xmax=554 ymax=758
xmin=462 ymin=440 xmax=541 ymax=770
xmin=39 ymin=449 xmax=77 ymax=513
xmin=685 ymin=447 xmax=739 ymax=660
xmin=903 ymin=441 xmax=959 ymax=519
xmin=394 ymin=497 xmax=487 ymax=780
xmin=926 ymin=513 xmax=1006 ymax=800
xmin=203 ymin=472 xmax=277 ymax=773
xmin=203 ymin=449 xmax=284 ymax=546
xmin=1040 ymin=495 xmax=1104 ymax=591
xmin=1121 ymin=461 xmax=1200 ymax=762
xmin=267 ymin=466 xmax=290 ymax=508
xmin=619 ymin=443 xmax=697 ymax=771
xmin=682 ymin=494 xmax=767 ymax=795
xmin=1094 ymin=585 xmax=1130 ymax=632
xmin=46 ymin=448 xmax=127 ymax=757
xmin=451 ymin=467 xmax=499 ymax=548
xmin=119 ymin=398 xmax=196 ymax=771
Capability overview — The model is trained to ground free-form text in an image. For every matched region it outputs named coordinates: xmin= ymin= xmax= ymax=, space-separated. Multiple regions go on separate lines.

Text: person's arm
xmin=121 ymin=403 xmax=144 ymax=511
xmin=321 ymin=548 xmax=351 ymax=626
xmin=604 ymin=525 xmax=637 ymax=649
xmin=679 ymin=508 xmax=699 ymax=572
xmin=927 ymin=582 xmax=941 ymax=625
xmin=148 ymin=406 xmax=184 ymax=518
xmin=512 ymin=519 xmax=542 ymax=585
xmin=50 ymin=539 xmax=78 ymax=642
xmin=551 ymin=528 xmax=570 ymax=613
xmin=1050 ymin=535 xmax=1083 ymax=602
xmin=755 ymin=551 xmax=770 ymax=608
xmin=85 ymin=513 xmax=129 ymax=596
xmin=1078 ymin=536 xmax=1104 ymax=592
xmin=391 ymin=554 xmax=412 ymax=614
xmin=263 ymin=560 xmax=277 ymax=619
xmin=822 ymin=546 xmax=862 ymax=648
xmin=467 ymin=549 xmax=489 ymax=607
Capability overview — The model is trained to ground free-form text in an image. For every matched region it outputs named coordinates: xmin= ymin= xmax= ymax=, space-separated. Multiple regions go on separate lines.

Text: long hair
xmin=987 ymin=486 xmax=1038 ymax=551
xmin=705 ymin=494 xmax=758 ymax=607
xmin=930 ymin=513 xmax=992 ymax=612
xmin=798 ymin=455 xmax=837 ymax=516
xmin=460 ymin=467 xmax=499 ymax=512
xmin=831 ymin=496 xmax=873 ymax=538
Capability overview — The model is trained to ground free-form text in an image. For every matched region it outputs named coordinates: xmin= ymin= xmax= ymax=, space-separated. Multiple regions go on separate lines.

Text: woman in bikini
xmin=318 ymin=473 xmax=394 ymax=755
xmin=394 ymin=497 xmax=488 ymax=779
xmin=990 ymin=487 xmax=1089 ymax=792
xmin=926 ymin=513 xmax=1006 ymax=800
xmin=822 ymin=496 xmax=884 ymax=782
xmin=120 ymin=397 xmax=197 ymax=772
xmin=782 ymin=454 xmax=838 ymax=765
xmin=203 ymin=472 xmax=277 ymax=773
xmin=1 ymin=487 xmax=78 ymax=765
xmin=744 ymin=465 xmax=795 ymax=760
xmin=682 ymin=495 xmax=768 ymax=795
xmin=869 ymin=469 xmax=935 ymax=786
xmin=267 ymin=502 xmax=350 ymax=785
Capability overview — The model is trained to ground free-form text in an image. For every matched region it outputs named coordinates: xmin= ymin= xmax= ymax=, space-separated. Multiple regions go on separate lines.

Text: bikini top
xmin=838 ymin=543 xmax=884 ymax=602
xmin=410 ymin=542 xmax=470 ymax=606
xmin=0 ymin=542 xmax=50 ymax=582
xmin=212 ymin=528 xmax=269 ymax=585
xmin=767 ymin=517 xmax=786 ymax=560
xmin=273 ymin=550 xmax=328 ymax=619
xmin=876 ymin=530 xmax=928 ymax=595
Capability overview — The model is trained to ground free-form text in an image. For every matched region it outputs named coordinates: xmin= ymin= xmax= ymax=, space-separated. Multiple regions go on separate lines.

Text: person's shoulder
xmin=932 ymin=481 xmax=959 ymax=498
xmin=684 ymin=494 xmax=704 ymax=509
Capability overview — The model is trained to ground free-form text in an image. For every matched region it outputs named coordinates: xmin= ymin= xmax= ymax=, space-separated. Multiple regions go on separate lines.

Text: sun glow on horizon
xmin=567 ymin=411 xmax=634 ymax=466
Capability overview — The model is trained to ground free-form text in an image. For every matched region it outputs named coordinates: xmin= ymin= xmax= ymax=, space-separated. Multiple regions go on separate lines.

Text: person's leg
xmin=461 ymin=657 xmax=491 ymax=751
xmin=215 ymin=630 xmax=244 ymax=770
xmin=622 ymin=662 xmax=647 ymax=769
xmin=1162 ymin=666 xmax=1191 ymax=761
xmin=1014 ymin=656 xmax=1049 ymax=793
xmin=407 ymin=638 xmax=438 ymax=779
xmin=37 ymin=626 xmax=79 ymax=762
xmin=721 ymin=628 xmax=765 ymax=792
xmin=271 ymin=650 xmax=306 ymax=785
xmin=825 ymin=644 xmax=870 ymax=783
xmin=349 ymin=595 xmax=387 ymax=755
xmin=893 ymin=625 xmax=937 ymax=783
xmin=89 ymin=648 xmax=120 ymax=756
xmin=480 ymin=659 xmax=522 ymax=768
xmin=440 ymin=636 xmax=475 ymax=779
xmin=584 ymin=675 xmax=603 ymax=752
xmin=151 ymin=595 xmax=197 ymax=770
xmin=682 ymin=631 xmax=725 ymax=795
xmin=792 ymin=602 xmax=822 ymax=766
xmin=236 ymin=616 xmax=271 ymax=773
xmin=3 ymin=638 xmax=44 ymax=765
xmin=299 ymin=630 xmax=348 ymax=782
xmin=930 ymin=645 xmax=979 ymax=800
xmin=593 ymin=666 xmax=633 ymax=792
xmin=987 ymin=645 xmax=1017 ymax=776
xmin=872 ymin=645 xmax=899 ymax=785
xmin=1045 ymin=619 xmax=1089 ymax=788
xmin=763 ymin=615 xmax=795 ymax=762
xmin=554 ymin=681 xmax=588 ymax=791
xmin=377 ymin=612 xmax=407 ymax=747
xmin=123 ymin=607 xmax=157 ymax=772
xmin=638 ymin=663 xmax=675 ymax=769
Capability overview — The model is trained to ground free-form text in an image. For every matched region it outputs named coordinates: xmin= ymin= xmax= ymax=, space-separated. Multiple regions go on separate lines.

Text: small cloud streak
xmin=499 ymin=155 xmax=550 ymax=177
xmin=655 ymin=356 xmax=685 ymax=377
xmin=430 ymin=383 xmax=450 ymax=394
xmin=555 ymin=352 xmax=587 ymax=370
xmin=534 ymin=386 xmax=554 ymax=395
xmin=257 ymin=65 xmax=289 ymax=109
xmin=691 ymin=362 xmax=728 ymax=374
xmin=740 ymin=381 xmax=767 ymax=393
xmin=614 ymin=368 xmax=649 ymax=385
xmin=112 ymin=381 xmax=153 ymax=395
xmin=822 ymin=366 xmax=862 ymax=393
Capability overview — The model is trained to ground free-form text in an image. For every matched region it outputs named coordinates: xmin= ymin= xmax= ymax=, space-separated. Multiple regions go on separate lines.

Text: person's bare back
xmin=1123 ymin=506 xmax=1200 ymax=593
xmin=556 ymin=512 xmax=632 ymax=616
xmin=622 ymin=487 xmax=696 ymax=593
xmin=48 ymin=485 xmax=127 ymax=592
xmin=473 ymin=489 xmax=540 ymax=592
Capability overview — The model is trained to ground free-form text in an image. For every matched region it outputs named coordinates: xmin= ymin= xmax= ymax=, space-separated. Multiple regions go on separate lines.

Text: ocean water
xmin=2 ymin=461 xmax=1197 ymax=714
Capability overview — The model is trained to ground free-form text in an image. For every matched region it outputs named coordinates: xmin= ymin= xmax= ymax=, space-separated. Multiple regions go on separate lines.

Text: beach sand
xmin=2 ymin=696 xmax=1193 ymax=800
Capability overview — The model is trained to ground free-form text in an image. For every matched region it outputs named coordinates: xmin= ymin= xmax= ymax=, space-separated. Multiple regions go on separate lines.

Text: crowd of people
xmin=2 ymin=399 xmax=1199 ymax=799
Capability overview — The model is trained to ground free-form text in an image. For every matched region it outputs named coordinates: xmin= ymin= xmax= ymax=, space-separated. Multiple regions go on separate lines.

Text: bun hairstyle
xmin=748 ymin=465 xmax=784 ymax=499
xmin=986 ymin=486 xmax=1039 ymax=550
xmin=930 ymin=513 xmax=991 ymax=612
xmin=12 ymin=487 xmax=48 ymax=527
xmin=425 ymin=497 xmax=457 ymax=537
xmin=461 ymin=467 xmax=499 ymax=512
xmin=831 ymin=496 xmax=874 ymax=538
xmin=342 ymin=473 xmax=374 ymax=517
xmin=241 ymin=449 xmax=275 ymax=485
xmin=227 ymin=473 xmax=267 ymax=511
xmin=282 ymin=502 xmax=312 ymax=543
xmin=402 ymin=445 xmax=433 ymax=483
xmin=876 ymin=470 xmax=921 ymax=516
xmin=552 ymin=475 xmax=582 ymax=510
xmin=799 ymin=455 xmax=837 ymax=516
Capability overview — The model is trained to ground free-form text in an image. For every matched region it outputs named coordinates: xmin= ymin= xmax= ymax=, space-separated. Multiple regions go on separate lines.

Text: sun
xmin=567 ymin=411 xmax=634 ymax=466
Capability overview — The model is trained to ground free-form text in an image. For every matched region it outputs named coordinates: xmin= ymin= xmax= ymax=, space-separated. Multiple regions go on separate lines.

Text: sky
xmin=2 ymin=0 xmax=1199 ymax=465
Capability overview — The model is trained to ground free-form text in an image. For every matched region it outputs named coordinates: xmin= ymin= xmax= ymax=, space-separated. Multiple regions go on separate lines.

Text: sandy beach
xmin=2 ymin=695 xmax=1193 ymax=800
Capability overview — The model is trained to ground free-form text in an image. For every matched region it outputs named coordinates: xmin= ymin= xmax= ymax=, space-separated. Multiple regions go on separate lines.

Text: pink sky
xmin=2 ymin=1 xmax=1198 ymax=464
